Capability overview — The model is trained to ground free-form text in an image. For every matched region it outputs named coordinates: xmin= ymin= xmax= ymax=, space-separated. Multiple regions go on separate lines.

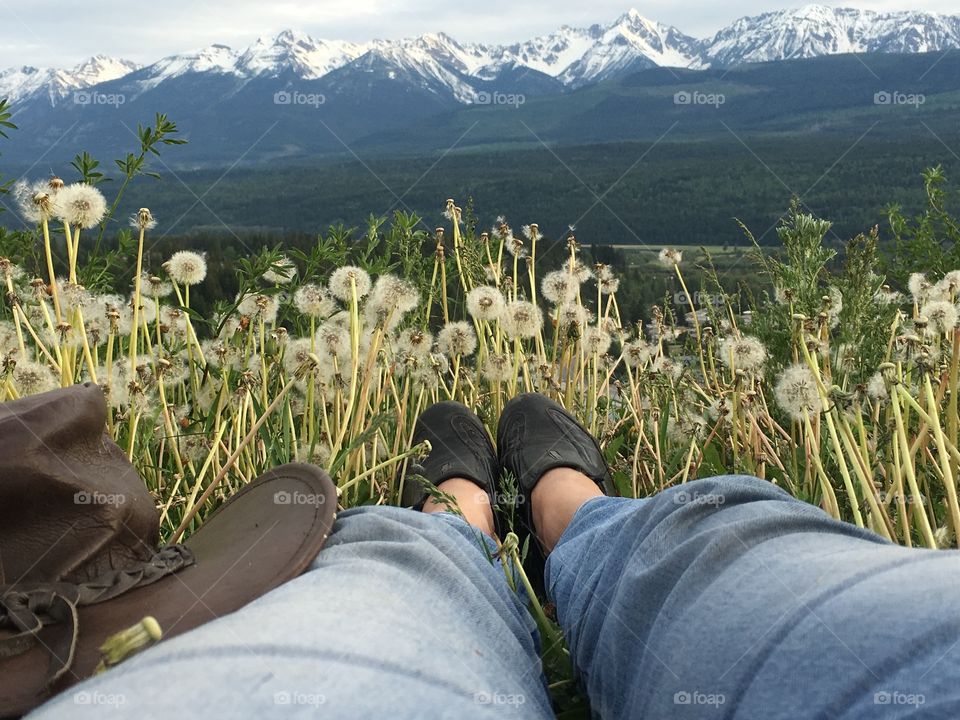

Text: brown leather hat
xmin=0 ymin=383 xmax=337 ymax=717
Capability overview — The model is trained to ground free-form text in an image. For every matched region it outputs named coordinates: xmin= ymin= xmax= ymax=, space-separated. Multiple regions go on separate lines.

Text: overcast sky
xmin=1 ymin=0 xmax=957 ymax=68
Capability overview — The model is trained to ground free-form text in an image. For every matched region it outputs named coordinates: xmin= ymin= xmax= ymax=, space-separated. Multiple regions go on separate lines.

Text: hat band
xmin=0 ymin=544 xmax=195 ymax=688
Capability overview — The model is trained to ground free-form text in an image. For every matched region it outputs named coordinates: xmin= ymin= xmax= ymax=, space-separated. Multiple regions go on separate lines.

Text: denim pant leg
xmin=546 ymin=475 xmax=960 ymax=719
xmin=30 ymin=507 xmax=553 ymax=719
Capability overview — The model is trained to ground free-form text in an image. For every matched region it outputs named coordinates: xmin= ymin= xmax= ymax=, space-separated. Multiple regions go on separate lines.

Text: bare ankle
xmin=531 ymin=467 xmax=603 ymax=552
xmin=423 ymin=478 xmax=496 ymax=538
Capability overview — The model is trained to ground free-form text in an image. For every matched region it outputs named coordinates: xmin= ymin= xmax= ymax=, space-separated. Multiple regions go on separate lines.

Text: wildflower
xmin=557 ymin=303 xmax=589 ymax=330
xmin=866 ymin=372 xmax=888 ymax=401
xmin=773 ymin=286 xmax=793 ymax=305
xmin=718 ymin=335 xmax=767 ymax=372
xmin=140 ymin=274 xmax=173 ymax=298
xmin=366 ymin=275 xmax=420 ymax=322
xmin=570 ymin=260 xmax=594 ymax=284
xmin=165 ymin=251 xmax=207 ymax=286
xmin=597 ymin=265 xmax=620 ymax=295
xmin=582 ymin=326 xmax=612 ymax=355
xmin=13 ymin=180 xmax=56 ymax=223
xmin=505 ymin=236 xmax=527 ymax=259
xmin=501 ymin=301 xmax=543 ymax=339
xmin=824 ymin=287 xmax=843 ymax=329
xmin=541 ymin=270 xmax=577 ymax=305
xmin=395 ymin=328 xmax=433 ymax=360
xmin=774 ymin=363 xmax=823 ymax=421
xmin=649 ymin=355 xmax=682 ymax=380
xmin=481 ymin=353 xmax=512 ymax=383
xmin=201 ymin=338 xmax=236 ymax=370
xmin=667 ymin=414 xmax=707 ymax=444
xmin=53 ymin=183 xmax=107 ymax=228
xmin=282 ymin=337 xmax=318 ymax=376
xmin=295 ymin=442 xmax=332 ymax=468
xmin=129 ymin=208 xmax=157 ymax=231
xmin=0 ymin=258 xmax=23 ymax=283
xmin=315 ymin=321 xmax=352 ymax=363
xmin=11 ymin=360 xmax=57 ymax=396
xmin=941 ymin=270 xmax=960 ymax=297
xmin=329 ymin=266 xmax=372 ymax=301
xmin=466 ymin=286 xmax=506 ymax=322
xmin=294 ymin=284 xmax=335 ymax=320
xmin=521 ymin=224 xmax=539 ymax=241
xmin=236 ymin=292 xmax=279 ymax=324
xmin=161 ymin=307 xmax=189 ymax=340
xmin=919 ymin=300 xmax=958 ymax=336
xmin=658 ymin=248 xmax=682 ymax=267
xmin=622 ymin=339 xmax=653 ymax=368
xmin=263 ymin=257 xmax=298 ymax=285
xmin=908 ymin=273 xmax=931 ymax=304
xmin=437 ymin=322 xmax=477 ymax=357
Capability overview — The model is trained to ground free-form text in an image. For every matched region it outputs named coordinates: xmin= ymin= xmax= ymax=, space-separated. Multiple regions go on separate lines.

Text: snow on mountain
xmin=3 ymin=7 xmax=960 ymax=106
xmin=699 ymin=5 xmax=960 ymax=67
xmin=0 ymin=55 xmax=140 ymax=104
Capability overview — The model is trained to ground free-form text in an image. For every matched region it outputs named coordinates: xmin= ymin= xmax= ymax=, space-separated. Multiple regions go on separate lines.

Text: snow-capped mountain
xmin=699 ymin=5 xmax=960 ymax=67
xmin=0 ymin=55 xmax=140 ymax=104
xmin=4 ymin=6 xmax=960 ymax=106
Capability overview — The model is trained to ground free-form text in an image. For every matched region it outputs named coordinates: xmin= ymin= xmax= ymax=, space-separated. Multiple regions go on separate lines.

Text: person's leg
xmin=544 ymin=472 xmax=960 ymax=719
xmin=29 ymin=502 xmax=552 ymax=719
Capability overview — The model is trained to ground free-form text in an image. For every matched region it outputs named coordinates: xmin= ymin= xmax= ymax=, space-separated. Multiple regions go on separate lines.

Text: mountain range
xmin=0 ymin=5 xmax=959 ymax=169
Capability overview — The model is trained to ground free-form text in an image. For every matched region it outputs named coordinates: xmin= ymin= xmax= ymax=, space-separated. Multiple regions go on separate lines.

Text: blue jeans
xmin=30 ymin=476 xmax=960 ymax=718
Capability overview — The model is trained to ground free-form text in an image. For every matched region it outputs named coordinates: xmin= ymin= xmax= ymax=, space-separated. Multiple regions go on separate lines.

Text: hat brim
xmin=1 ymin=463 xmax=337 ymax=717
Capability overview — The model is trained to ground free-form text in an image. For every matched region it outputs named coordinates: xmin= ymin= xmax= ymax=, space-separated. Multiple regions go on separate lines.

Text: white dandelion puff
xmin=621 ymin=339 xmax=653 ymax=368
xmin=481 ymin=353 xmax=512 ymax=383
xmin=582 ymin=325 xmax=612 ymax=355
xmin=293 ymin=284 xmax=335 ymax=320
xmin=658 ymin=248 xmax=683 ymax=267
xmin=315 ymin=321 xmax=352 ymax=363
xmin=395 ymin=328 xmax=433 ymax=360
xmin=263 ymin=257 xmax=298 ymax=285
xmin=920 ymin=300 xmax=958 ymax=336
xmin=501 ymin=301 xmax=543 ymax=339
xmin=908 ymin=273 xmax=931 ymax=304
xmin=541 ymin=270 xmax=578 ymax=305
xmin=437 ymin=321 xmax=477 ymax=357
xmin=556 ymin=302 xmax=589 ymax=330
xmin=11 ymin=360 xmax=58 ymax=396
xmin=328 ymin=266 xmax=372 ymax=301
xmin=53 ymin=183 xmax=107 ymax=229
xmin=774 ymin=363 xmax=823 ymax=421
xmin=14 ymin=180 xmax=57 ymax=223
xmin=165 ymin=251 xmax=208 ymax=286
xmin=466 ymin=286 xmax=506 ymax=322
xmin=718 ymin=335 xmax=767 ymax=372
xmin=866 ymin=372 xmax=888 ymax=401
xmin=129 ymin=208 xmax=157 ymax=231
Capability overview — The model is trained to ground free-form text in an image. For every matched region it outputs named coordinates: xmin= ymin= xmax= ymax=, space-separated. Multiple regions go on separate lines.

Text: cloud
xmin=1 ymin=0 xmax=957 ymax=68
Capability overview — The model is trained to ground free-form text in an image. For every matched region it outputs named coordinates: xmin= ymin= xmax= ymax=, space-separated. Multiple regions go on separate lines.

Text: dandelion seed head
xmin=481 ymin=353 xmax=512 ymax=383
xmin=263 ymin=257 xmax=298 ymax=285
xmin=395 ymin=328 xmax=433 ymax=360
xmin=658 ymin=248 xmax=682 ymax=267
xmin=718 ymin=335 xmax=767 ymax=372
xmin=920 ymin=300 xmax=958 ymax=336
xmin=501 ymin=300 xmax=543 ymax=339
xmin=437 ymin=321 xmax=477 ymax=357
xmin=774 ymin=363 xmax=823 ymax=421
xmin=11 ymin=360 xmax=57 ymax=396
xmin=282 ymin=337 xmax=318 ymax=376
xmin=874 ymin=286 xmax=903 ymax=305
xmin=582 ymin=325 xmax=612 ymax=355
xmin=236 ymin=292 xmax=279 ymax=324
xmin=315 ymin=321 xmax=352 ymax=363
xmin=649 ymin=355 xmax=683 ymax=380
xmin=909 ymin=273 xmax=931 ymax=304
xmin=293 ymin=283 xmax=335 ymax=320
xmin=557 ymin=302 xmax=589 ymax=330
xmin=14 ymin=180 xmax=57 ymax=223
xmin=541 ymin=270 xmax=577 ymax=305
xmin=129 ymin=208 xmax=157 ymax=231
xmin=161 ymin=306 xmax=188 ymax=340
xmin=165 ymin=251 xmax=208 ymax=286
xmin=328 ymin=266 xmax=372 ymax=301
xmin=367 ymin=275 xmax=420 ymax=321
xmin=53 ymin=183 xmax=107 ymax=229
xmin=667 ymin=414 xmax=707 ymax=444
xmin=466 ymin=286 xmax=506 ymax=322
xmin=866 ymin=372 xmax=888 ymax=401
xmin=622 ymin=339 xmax=653 ymax=368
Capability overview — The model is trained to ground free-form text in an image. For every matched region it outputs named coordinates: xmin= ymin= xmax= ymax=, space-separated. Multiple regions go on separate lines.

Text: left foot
xmin=402 ymin=401 xmax=500 ymax=537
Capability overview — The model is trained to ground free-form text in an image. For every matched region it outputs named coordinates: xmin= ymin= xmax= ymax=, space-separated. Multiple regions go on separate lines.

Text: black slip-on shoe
xmin=497 ymin=392 xmax=613 ymax=591
xmin=400 ymin=401 xmax=501 ymax=534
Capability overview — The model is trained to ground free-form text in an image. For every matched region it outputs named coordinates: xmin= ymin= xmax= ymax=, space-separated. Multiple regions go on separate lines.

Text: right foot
xmin=497 ymin=393 xmax=612 ymax=556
